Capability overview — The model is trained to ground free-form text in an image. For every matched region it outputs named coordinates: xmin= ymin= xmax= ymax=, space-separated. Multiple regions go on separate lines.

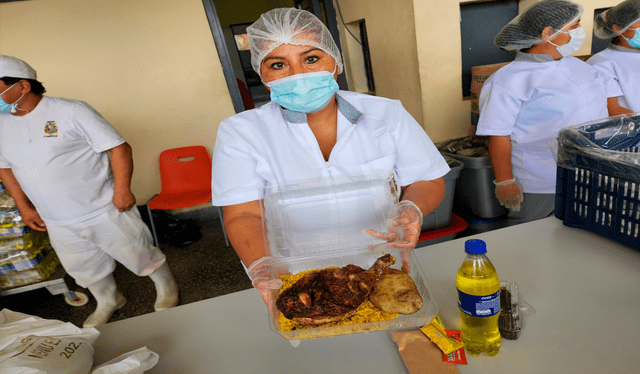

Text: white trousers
xmin=46 ymin=206 xmax=166 ymax=288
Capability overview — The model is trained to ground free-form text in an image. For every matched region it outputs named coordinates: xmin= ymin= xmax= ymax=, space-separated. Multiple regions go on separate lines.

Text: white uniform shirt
xmin=0 ymin=97 xmax=126 ymax=224
xmin=476 ymin=53 xmax=608 ymax=193
xmin=211 ymin=91 xmax=450 ymax=206
xmin=587 ymin=44 xmax=640 ymax=112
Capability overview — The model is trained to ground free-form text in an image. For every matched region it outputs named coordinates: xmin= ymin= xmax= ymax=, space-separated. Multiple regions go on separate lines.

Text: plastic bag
xmin=0 ymin=309 xmax=99 ymax=374
xmin=0 ymin=309 xmax=160 ymax=374
xmin=0 ymin=334 xmax=97 ymax=373
xmin=556 ymin=113 xmax=640 ymax=181
xmin=90 ymin=347 xmax=159 ymax=374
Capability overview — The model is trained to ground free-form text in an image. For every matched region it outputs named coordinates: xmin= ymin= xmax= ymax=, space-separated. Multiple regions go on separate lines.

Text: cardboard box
xmin=469 ymin=62 xmax=510 ymax=131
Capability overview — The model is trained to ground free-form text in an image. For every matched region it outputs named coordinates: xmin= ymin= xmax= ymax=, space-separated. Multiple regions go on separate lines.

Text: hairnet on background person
xmin=246 ymin=8 xmax=343 ymax=77
xmin=494 ymin=0 xmax=583 ymax=52
xmin=593 ymin=0 xmax=640 ymax=39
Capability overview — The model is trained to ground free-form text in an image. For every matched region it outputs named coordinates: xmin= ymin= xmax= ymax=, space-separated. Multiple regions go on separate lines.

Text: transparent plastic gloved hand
xmin=366 ymin=200 xmax=423 ymax=249
xmin=366 ymin=201 xmax=423 ymax=273
xmin=247 ymin=256 xmax=288 ymax=306
xmin=367 ymin=200 xmax=422 ymax=249
xmin=494 ymin=178 xmax=524 ymax=212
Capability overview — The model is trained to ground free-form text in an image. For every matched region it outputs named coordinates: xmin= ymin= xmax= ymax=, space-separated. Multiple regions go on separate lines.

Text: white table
xmin=93 ymin=217 xmax=640 ymax=373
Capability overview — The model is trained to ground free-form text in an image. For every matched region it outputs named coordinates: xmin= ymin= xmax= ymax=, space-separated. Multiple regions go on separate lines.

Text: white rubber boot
xmin=83 ymin=274 xmax=126 ymax=328
xmin=149 ymin=262 xmax=178 ymax=311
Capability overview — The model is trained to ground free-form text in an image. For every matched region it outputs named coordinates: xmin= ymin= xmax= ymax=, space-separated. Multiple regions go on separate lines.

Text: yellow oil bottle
xmin=456 ymin=239 xmax=501 ymax=357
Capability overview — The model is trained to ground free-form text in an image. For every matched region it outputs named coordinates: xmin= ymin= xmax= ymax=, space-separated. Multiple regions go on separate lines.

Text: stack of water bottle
xmin=0 ymin=181 xmax=60 ymax=290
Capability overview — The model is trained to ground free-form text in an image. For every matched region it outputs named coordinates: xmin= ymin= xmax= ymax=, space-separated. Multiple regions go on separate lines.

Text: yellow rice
xmin=277 ymin=267 xmax=400 ymax=332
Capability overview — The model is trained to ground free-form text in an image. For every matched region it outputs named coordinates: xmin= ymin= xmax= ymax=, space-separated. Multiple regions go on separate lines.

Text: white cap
xmin=0 ymin=55 xmax=37 ymax=80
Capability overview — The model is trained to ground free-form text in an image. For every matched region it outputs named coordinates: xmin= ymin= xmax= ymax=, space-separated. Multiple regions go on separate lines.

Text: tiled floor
xmin=0 ymin=206 xmax=252 ymax=327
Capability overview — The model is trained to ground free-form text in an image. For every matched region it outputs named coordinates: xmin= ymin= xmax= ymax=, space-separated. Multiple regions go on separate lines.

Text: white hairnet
xmin=494 ymin=0 xmax=584 ymax=52
xmin=594 ymin=0 xmax=640 ymax=39
xmin=247 ymin=8 xmax=343 ymax=77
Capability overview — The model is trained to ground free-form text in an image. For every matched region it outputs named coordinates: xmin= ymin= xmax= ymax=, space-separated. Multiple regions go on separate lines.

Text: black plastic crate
xmin=555 ymin=114 xmax=640 ymax=250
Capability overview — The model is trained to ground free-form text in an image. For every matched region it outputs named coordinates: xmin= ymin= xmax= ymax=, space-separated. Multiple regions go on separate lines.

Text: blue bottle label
xmin=457 ymin=289 xmax=500 ymax=317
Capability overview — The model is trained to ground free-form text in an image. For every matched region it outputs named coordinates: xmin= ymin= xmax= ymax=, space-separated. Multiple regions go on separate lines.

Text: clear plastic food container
xmin=260 ymin=172 xmax=440 ymax=341
xmin=499 ymin=280 xmax=535 ymax=340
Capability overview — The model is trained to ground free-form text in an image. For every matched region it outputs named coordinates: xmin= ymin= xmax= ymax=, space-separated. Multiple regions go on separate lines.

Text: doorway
xmin=460 ymin=0 xmax=519 ymax=99
xmin=201 ymin=0 xmax=348 ymax=113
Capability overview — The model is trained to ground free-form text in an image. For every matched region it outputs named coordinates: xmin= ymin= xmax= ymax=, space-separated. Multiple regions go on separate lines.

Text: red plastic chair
xmin=147 ymin=146 xmax=228 ymax=247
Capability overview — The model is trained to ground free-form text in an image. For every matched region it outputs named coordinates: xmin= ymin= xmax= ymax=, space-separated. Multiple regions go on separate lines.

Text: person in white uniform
xmin=0 ymin=55 xmax=178 ymax=327
xmin=211 ymin=8 xmax=450 ymax=301
xmin=476 ymin=0 xmax=608 ymax=225
xmin=588 ymin=0 xmax=640 ymax=115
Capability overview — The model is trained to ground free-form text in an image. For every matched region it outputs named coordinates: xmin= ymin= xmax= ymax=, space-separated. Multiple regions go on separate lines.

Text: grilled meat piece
xmin=276 ymin=254 xmax=396 ymax=325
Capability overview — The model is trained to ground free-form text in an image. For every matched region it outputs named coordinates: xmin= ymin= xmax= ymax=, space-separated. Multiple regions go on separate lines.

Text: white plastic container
xmin=260 ymin=172 xmax=440 ymax=341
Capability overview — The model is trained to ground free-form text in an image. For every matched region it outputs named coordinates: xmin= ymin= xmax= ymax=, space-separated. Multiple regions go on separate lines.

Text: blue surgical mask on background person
xmin=0 ymin=83 xmax=18 ymax=114
xmin=550 ymin=26 xmax=586 ymax=57
xmin=266 ymin=66 xmax=339 ymax=113
xmin=622 ymin=28 xmax=640 ymax=48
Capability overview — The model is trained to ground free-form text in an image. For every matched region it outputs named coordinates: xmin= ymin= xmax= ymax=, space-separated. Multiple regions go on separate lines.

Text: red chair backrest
xmin=158 ymin=146 xmax=211 ymax=194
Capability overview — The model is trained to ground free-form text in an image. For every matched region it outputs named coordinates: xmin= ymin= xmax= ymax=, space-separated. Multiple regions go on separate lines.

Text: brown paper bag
xmin=391 ymin=330 xmax=461 ymax=374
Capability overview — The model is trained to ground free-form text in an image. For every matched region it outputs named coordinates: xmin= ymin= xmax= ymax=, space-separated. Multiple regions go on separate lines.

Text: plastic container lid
xmin=464 ymin=239 xmax=486 ymax=254
xmin=260 ymin=172 xmax=397 ymax=259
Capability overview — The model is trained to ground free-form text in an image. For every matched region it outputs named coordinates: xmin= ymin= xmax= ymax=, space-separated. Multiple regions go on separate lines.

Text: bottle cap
xmin=464 ymin=239 xmax=486 ymax=254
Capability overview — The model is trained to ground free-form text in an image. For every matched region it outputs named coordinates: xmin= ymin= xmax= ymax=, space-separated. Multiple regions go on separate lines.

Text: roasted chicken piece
xmin=369 ymin=268 xmax=423 ymax=314
xmin=276 ymin=254 xmax=395 ymax=325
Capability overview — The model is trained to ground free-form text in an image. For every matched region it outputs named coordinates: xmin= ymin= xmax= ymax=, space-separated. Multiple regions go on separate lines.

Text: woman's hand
xmin=366 ymin=200 xmax=423 ymax=250
xmin=366 ymin=200 xmax=423 ymax=273
xmin=487 ymin=136 xmax=522 ymax=211
xmin=494 ymin=178 xmax=523 ymax=211
xmin=248 ymin=256 xmax=290 ymax=308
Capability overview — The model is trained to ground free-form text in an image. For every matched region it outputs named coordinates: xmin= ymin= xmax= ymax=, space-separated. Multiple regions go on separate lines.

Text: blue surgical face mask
xmin=266 ymin=66 xmax=339 ymax=113
xmin=550 ymin=26 xmax=586 ymax=57
xmin=622 ymin=28 xmax=640 ymax=48
xmin=0 ymin=83 xmax=18 ymax=114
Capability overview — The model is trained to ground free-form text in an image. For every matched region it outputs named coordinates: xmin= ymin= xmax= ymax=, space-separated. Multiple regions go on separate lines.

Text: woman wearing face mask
xmin=211 ymin=8 xmax=450 ymax=302
xmin=475 ymin=0 xmax=608 ymax=225
xmin=588 ymin=0 xmax=640 ymax=115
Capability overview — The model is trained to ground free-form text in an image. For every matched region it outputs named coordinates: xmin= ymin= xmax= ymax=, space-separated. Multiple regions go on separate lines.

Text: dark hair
xmin=0 ymin=77 xmax=46 ymax=95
